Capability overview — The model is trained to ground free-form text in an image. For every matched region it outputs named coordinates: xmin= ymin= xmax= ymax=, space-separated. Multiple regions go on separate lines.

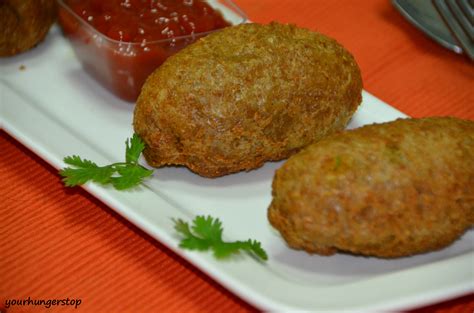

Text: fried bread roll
xmin=268 ymin=117 xmax=474 ymax=258
xmin=134 ymin=22 xmax=362 ymax=177
xmin=0 ymin=0 xmax=56 ymax=57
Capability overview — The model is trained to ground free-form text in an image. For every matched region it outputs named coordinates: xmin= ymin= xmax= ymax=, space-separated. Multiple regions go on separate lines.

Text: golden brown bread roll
xmin=0 ymin=0 xmax=56 ymax=57
xmin=133 ymin=22 xmax=362 ymax=177
xmin=268 ymin=117 xmax=474 ymax=258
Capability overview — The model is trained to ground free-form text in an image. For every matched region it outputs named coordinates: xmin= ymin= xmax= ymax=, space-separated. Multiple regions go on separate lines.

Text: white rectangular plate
xmin=1 ymin=23 xmax=473 ymax=311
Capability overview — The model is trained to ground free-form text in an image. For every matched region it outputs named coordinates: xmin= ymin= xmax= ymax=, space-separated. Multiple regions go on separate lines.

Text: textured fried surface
xmin=133 ymin=22 xmax=362 ymax=177
xmin=0 ymin=0 xmax=56 ymax=57
xmin=268 ymin=117 xmax=474 ymax=258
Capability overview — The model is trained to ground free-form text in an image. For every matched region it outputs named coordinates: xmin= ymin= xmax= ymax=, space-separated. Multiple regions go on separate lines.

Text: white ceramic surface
xmin=1 ymin=24 xmax=473 ymax=311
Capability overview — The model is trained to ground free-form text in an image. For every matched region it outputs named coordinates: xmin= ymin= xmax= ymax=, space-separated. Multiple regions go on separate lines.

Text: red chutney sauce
xmin=58 ymin=0 xmax=232 ymax=101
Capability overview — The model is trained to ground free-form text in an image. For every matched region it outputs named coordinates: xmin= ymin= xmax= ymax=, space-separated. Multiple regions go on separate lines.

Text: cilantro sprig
xmin=60 ymin=134 xmax=153 ymax=190
xmin=174 ymin=215 xmax=268 ymax=261
xmin=60 ymin=136 xmax=269 ymax=262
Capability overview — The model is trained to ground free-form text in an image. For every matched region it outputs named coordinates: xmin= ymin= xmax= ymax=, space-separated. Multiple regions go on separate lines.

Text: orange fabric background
xmin=1 ymin=0 xmax=473 ymax=312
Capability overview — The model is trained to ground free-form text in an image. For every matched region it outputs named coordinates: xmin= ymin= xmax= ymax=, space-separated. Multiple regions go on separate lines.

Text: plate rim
xmin=2 ymin=81 xmax=473 ymax=311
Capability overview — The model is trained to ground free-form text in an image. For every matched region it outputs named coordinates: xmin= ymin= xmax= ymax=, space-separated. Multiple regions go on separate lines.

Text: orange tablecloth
xmin=1 ymin=0 xmax=473 ymax=312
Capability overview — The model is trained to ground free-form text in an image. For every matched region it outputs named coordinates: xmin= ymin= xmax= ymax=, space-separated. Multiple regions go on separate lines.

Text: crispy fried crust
xmin=133 ymin=22 xmax=362 ymax=177
xmin=268 ymin=117 xmax=474 ymax=258
xmin=0 ymin=0 xmax=56 ymax=57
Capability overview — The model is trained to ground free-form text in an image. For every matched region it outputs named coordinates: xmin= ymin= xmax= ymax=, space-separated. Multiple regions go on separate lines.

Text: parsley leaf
xmin=61 ymin=156 xmax=116 ymax=186
xmin=111 ymin=165 xmax=153 ymax=190
xmin=125 ymin=134 xmax=145 ymax=164
xmin=60 ymin=134 xmax=153 ymax=190
xmin=174 ymin=215 xmax=268 ymax=261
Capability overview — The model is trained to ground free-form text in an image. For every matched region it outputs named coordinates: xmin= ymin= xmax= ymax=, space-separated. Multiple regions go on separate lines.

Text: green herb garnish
xmin=174 ymin=215 xmax=268 ymax=261
xmin=60 ymin=134 xmax=153 ymax=190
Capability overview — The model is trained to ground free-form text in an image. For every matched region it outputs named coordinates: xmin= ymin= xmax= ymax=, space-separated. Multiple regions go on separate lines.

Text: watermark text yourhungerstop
xmin=4 ymin=297 xmax=82 ymax=309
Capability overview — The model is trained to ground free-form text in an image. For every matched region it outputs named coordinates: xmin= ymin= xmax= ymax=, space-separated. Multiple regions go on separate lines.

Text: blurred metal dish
xmin=392 ymin=0 xmax=463 ymax=54
xmin=433 ymin=0 xmax=474 ymax=60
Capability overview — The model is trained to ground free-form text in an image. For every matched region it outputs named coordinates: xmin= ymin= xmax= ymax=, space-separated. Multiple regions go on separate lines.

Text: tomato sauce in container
xmin=57 ymin=0 xmax=247 ymax=101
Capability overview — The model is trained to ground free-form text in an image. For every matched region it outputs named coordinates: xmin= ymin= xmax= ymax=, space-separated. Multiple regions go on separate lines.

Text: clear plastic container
xmin=57 ymin=0 xmax=247 ymax=102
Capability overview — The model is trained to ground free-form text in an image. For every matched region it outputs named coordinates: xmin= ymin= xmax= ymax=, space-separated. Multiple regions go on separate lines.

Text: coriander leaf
xmin=241 ymin=239 xmax=268 ymax=261
xmin=60 ymin=134 xmax=153 ymax=190
xmin=60 ymin=155 xmax=115 ymax=186
xmin=60 ymin=165 xmax=115 ymax=186
xmin=111 ymin=165 xmax=153 ymax=190
xmin=63 ymin=155 xmax=98 ymax=168
xmin=173 ymin=215 xmax=268 ymax=261
xmin=192 ymin=215 xmax=223 ymax=243
xmin=174 ymin=218 xmax=212 ymax=251
xmin=126 ymin=133 xmax=146 ymax=164
xmin=180 ymin=237 xmax=213 ymax=251
xmin=212 ymin=240 xmax=268 ymax=260
xmin=174 ymin=218 xmax=194 ymax=237
xmin=212 ymin=241 xmax=242 ymax=259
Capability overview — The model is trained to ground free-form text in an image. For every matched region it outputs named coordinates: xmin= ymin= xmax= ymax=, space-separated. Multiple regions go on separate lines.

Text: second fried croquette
xmin=133 ymin=22 xmax=362 ymax=177
xmin=268 ymin=117 xmax=474 ymax=258
xmin=0 ymin=0 xmax=56 ymax=57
